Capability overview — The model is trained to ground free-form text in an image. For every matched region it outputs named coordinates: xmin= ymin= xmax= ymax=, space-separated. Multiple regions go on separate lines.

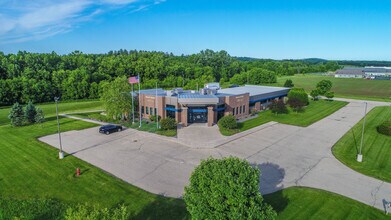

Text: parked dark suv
xmin=99 ymin=124 xmax=123 ymax=135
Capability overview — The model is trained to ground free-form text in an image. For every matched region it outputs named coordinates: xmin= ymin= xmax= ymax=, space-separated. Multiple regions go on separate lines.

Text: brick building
xmin=138 ymin=83 xmax=290 ymax=127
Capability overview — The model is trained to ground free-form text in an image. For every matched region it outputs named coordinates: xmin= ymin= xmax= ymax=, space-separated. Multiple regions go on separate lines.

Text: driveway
xmin=39 ymin=98 xmax=391 ymax=211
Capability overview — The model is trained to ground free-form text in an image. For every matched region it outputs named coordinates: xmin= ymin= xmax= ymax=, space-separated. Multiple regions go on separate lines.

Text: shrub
xmin=160 ymin=117 xmax=177 ymax=130
xmin=288 ymin=98 xmax=306 ymax=112
xmin=316 ymin=80 xmax=333 ymax=95
xmin=149 ymin=115 xmax=161 ymax=122
xmin=64 ymin=204 xmax=129 ymax=220
xmin=35 ymin=108 xmax=45 ymax=123
xmin=377 ymin=121 xmax=391 ymax=136
xmin=184 ymin=157 xmax=276 ymax=220
xmin=218 ymin=114 xmax=238 ymax=129
xmin=310 ymin=89 xmax=320 ymax=101
xmin=270 ymin=99 xmax=288 ymax=114
xmin=8 ymin=102 xmax=24 ymax=126
xmin=25 ymin=101 xmax=37 ymax=124
xmin=288 ymin=88 xmax=309 ymax=106
xmin=283 ymin=79 xmax=294 ymax=87
xmin=250 ymin=108 xmax=258 ymax=116
xmin=325 ymin=91 xmax=335 ymax=100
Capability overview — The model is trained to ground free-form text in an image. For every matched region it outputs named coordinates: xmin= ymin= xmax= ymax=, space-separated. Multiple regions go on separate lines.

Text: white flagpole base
xmin=356 ymin=154 xmax=363 ymax=162
xmin=59 ymin=151 xmax=64 ymax=159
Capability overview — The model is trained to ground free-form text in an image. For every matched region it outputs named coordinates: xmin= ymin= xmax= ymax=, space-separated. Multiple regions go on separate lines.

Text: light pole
xmin=357 ymin=102 xmax=368 ymax=162
xmin=54 ymin=97 xmax=64 ymax=159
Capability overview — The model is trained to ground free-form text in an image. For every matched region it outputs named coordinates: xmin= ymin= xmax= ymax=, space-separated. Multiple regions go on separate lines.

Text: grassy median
xmin=333 ymin=106 xmax=391 ymax=182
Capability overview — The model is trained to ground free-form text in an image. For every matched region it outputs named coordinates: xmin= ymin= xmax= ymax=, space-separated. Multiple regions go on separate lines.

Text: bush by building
xmin=35 ymin=108 xmax=45 ymax=124
xmin=160 ymin=117 xmax=177 ymax=130
xmin=310 ymin=89 xmax=320 ymax=101
xmin=184 ymin=157 xmax=276 ymax=220
xmin=377 ymin=121 xmax=391 ymax=136
xmin=218 ymin=114 xmax=238 ymax=129
xmin=270 ymin=99 xmax=288 ymax=114
xmin=288 ymin=88 xmax=308 ymax=112
xmin=149 ymin=115 xmax=161 ymax=122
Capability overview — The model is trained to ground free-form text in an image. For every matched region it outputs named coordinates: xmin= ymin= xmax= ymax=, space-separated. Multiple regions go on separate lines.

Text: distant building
xmin=335 ymin=67 xmax=364 ymax=78
xmin=137 ymin=83 xmax=290 ymax=127
xmin=363 ymin=66 xmax=391 ymax=79
xmin=335 ymin=66 xmax=391 ymax=80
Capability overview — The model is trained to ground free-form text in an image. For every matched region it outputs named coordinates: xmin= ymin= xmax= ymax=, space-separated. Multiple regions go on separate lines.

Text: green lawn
xmin=0 ymin=100 xmax=103 ymax=126
xmin=264 ymin=187 xmax=391 ymax=220
xmin=221 ymin=100 xmax=348 ymax=136
xmin=333 ymin=106 xmax=391 ymax=182
xmin=271 ymin=74 xmax=391 ymax=102
xmin=0 ymin=116 xmax=187 ymax=219
xmin=1 ymin=100 xmax=390 ymax=219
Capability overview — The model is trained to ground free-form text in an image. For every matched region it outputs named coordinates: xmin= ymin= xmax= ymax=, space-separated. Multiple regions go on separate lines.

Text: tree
xmin=184 ymin=157 xmax=276 ymax=220
xmin=100 ymin=76 xmax=133 ymax=120
xmin=8 ymin=102 xmax=24 ymax=126
xmin=316 ymin=80 xmax=332 ymax=95
xmin=325 ymin=91 xmax=335 ymax=100
xmin=283 ymin=79 xmax=294 ymax=87
xmin=310 ymin=89 xmax=320 ymax=101
xmin=287 ymin=88 xmax=309 ymax=105
xmin=35 ymin=108 xmax=45 ymax=123
xmin=288 ymin=98 xmax=306 ymax=112
xmin=24 ymin=101 xmax=37 ymax=123
xmin=269 ymin=99 xmax=288 ymax=114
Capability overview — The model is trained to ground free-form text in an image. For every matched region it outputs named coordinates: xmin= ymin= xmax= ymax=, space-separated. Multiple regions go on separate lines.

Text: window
xmin=239 ymin=106 xmax=242 ymax=114
xmin=150 ymin=107 xmax=153 ymax=115
xmin=243 ymin=105 xmax=245 ymax=114
xmin=141 ymin=106 xmax=144 ymax=114
xmin=146 ymin=107 xmax=149 ymax=114
xmin=236 ymin=107 xmax=239 ymax=115
xmin=154 ymin=108 xmax=157 ymax=115
xmin=233 ymin=108 xmax=235 ymax=115
xmin=249 ymin=102 xmax=255 ymax=107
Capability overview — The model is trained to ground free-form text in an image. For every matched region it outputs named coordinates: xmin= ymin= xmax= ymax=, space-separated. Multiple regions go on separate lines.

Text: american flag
xmin=128 ymin=76 xmax=139 ymax=84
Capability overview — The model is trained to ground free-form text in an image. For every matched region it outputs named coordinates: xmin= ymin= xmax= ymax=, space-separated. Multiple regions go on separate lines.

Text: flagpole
xmin=131 ymin=83 xmax=134 ymax=124
xmin=156 ymin=81 xmax=159 ymax=129
xmin=139 ymin=74 xmax=142 ymax=128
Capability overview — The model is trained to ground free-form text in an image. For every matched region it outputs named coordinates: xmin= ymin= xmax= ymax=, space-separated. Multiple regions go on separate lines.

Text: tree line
xmin=0 ymin=49 xmax=340 ymax=106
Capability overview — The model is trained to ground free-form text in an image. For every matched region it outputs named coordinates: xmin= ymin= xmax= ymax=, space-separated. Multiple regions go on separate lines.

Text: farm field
xmin=272 ymin=74 xmax=391 ymax=102
xmin=333 ymin=106 xmax=391 ymax=182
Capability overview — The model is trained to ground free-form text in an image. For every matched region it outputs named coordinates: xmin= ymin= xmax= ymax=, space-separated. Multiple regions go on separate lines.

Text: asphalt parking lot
xmin=40 ymin=99 xmax=391 ymax=210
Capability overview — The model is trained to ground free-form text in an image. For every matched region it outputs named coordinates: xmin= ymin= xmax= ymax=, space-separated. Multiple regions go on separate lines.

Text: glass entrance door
xmin=188 ymin=107 xmax=207 ymax=123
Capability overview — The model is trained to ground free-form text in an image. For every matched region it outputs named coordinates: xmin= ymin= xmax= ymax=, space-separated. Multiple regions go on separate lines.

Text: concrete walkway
xmin=40 ymin=99 xmax=391 ymax=211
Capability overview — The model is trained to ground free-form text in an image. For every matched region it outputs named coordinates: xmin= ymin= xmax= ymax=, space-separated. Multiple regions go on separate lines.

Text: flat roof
xmin=219 ymin=85 xmax=290 ymax=96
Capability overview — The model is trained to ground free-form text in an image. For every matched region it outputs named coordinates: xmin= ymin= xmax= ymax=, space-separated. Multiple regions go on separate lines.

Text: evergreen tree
xmin=25 ymin=101 xmax=37 ymax=123
xmin=8 ymin=102 xmax=24 ymax=126
xmin=35 ymin=108 xmax=45 ymax=123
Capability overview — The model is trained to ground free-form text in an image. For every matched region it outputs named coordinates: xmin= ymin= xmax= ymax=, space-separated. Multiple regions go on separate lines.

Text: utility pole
xmin=156 ymin=81 xmax=159 ymax=129
xmin=54 ymin=97 xmax=64 ymax=159
xmin=131 ymin=83 xmax=134 ymax=124
xmin=357 ymin=102 xmax=368 ymax=162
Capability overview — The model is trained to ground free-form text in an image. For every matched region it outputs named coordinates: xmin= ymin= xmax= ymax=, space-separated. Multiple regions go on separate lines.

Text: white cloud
xmin=0 ymin=0 xmax=164 ymax=44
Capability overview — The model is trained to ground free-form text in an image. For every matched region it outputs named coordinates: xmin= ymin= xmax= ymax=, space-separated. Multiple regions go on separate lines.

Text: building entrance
xmin=188 ymin=107 xmax=207 ymax=123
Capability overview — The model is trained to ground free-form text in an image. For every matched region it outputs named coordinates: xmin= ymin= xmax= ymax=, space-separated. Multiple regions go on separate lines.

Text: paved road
xmin=40 ymin=99 xmax=391 ymax=211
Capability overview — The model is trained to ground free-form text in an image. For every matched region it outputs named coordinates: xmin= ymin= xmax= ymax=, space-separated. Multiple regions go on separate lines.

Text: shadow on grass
xmin=131 ymin=197 xmax=189 ymax=220
xmin=253 ymin=162 xmax=289 ymax=214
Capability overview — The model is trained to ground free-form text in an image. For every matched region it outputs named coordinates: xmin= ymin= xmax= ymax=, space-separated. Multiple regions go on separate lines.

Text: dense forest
xmin=0 ymin=49 xmax=340 ymax=106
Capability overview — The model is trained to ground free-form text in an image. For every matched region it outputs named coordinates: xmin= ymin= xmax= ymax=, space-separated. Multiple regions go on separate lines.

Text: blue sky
xmin=0 ymin=0 xmax=390 ymax=60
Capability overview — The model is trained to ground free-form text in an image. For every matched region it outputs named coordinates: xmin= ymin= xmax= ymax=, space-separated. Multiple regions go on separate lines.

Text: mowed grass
xmin=264 ymin=187 xmax=391 ymax=220
xmin=0 ymin=100 xmax=103 ymax=126
xmin=272 ymin=74 xmax=391 ymax=102
xmin=220 ymin=100 xmax=347 ymax=135
xmin=333 ymin=106 xmax=391 ymax=182
xmin=0 ymin=117 xmax=188 ymax=219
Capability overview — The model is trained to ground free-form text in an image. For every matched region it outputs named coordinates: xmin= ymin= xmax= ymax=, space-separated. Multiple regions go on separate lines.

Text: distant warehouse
xmin=137 ymin=83 xmax=290 ymax=127
xmin=335 ymin=66 xmax=391 ymax=80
